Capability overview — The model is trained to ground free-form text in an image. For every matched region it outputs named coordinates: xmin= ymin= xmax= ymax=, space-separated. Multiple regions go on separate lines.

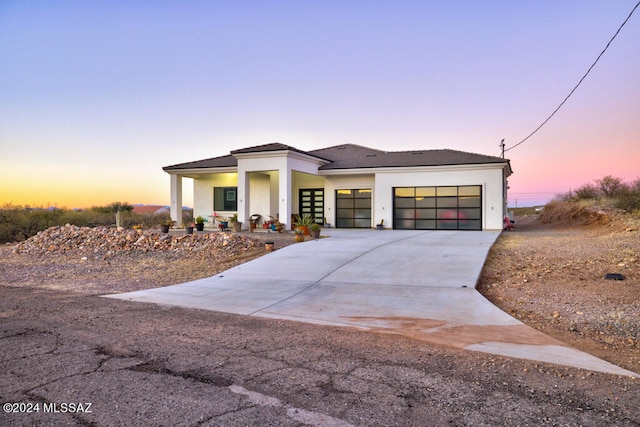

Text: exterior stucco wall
xmin=291 ymin=172 xmax=326 ymax=218
xmin=193 ymin=173 xmax=238 ymax=226
xmin=373 ymin=166 xmax=506 ymax=230
xmin=247 ymin=172 xmax=272 ymax=223
xmin=178 ymin=155 xmax=507 ymax=231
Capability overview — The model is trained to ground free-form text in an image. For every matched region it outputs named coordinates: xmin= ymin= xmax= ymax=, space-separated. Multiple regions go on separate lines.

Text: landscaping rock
xmin=13 ymin=225 xmax=259 ymax=260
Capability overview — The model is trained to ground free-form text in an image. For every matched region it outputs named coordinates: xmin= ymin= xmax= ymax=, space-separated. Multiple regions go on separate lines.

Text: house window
xmin=214 ymin=187 xmax=237 ymax=211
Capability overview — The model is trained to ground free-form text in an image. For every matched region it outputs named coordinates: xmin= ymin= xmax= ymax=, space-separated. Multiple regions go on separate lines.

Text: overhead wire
xmin=504 ymin=1 xmax=640 ymax=152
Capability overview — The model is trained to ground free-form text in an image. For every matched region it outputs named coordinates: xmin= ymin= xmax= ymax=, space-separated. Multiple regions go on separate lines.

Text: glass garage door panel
xmin=393 ymin=186 xmax=482 ymax=230
xmin=335 ymin=189 xmax=371 ymax=228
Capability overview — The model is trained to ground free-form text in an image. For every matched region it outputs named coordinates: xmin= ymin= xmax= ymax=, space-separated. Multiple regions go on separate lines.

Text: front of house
xmin=163 ymin=143 xmax=512 ymax=231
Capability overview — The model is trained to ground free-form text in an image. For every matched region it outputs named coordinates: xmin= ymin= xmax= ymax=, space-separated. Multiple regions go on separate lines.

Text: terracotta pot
xmin=265 ymin=242 xmax=275 ymax=251
xmin=295 ymin=234 xmax=305 ymax=242
xmin=297 ymin=226 xmax=310 ymax=236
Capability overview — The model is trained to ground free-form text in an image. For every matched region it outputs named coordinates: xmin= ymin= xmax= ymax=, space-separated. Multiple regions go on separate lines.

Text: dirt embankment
xmin=478 ymin=202 xmax=640 ymax=372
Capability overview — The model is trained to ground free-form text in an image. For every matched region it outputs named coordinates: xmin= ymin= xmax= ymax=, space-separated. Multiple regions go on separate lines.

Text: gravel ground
xmin=478 ymin=211 xmax=639 ymax=373
xmin=1 ymin=219 xmax=639 ymax=425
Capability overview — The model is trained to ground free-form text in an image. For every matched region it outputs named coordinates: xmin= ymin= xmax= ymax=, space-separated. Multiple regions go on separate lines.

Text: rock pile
xmin=13 ymin=225 xmax=259 ymax=260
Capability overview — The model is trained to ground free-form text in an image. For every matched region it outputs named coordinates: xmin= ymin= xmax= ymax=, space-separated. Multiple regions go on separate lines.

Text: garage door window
xmin=336 ymin=189 xmax=371 ymax=228
xmin=394 ymin=186 xmax=481 ymax=230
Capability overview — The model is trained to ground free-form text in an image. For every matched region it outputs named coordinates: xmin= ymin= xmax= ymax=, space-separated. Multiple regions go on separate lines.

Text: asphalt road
xmin=1 ymin=286 xmax=639 ymax=426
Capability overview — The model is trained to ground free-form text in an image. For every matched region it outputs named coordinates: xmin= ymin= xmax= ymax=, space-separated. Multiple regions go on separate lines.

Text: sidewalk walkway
xmin=106 ymin=229 xmax=638 ymax=378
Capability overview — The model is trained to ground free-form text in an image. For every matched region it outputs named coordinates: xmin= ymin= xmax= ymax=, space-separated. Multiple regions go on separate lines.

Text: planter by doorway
xmin=196 ymin=223 xmax=204 ymax=231
xmin=265 ymin=241 xmax=275 ymax=251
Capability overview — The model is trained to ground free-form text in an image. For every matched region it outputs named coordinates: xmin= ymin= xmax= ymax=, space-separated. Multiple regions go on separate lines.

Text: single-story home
xmin=163 ymin=143 xmax=512 ymax=231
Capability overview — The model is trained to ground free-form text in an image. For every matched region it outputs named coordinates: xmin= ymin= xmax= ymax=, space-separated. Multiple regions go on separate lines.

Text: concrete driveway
xmin=107 ymin=229 xmax=638 ymax=377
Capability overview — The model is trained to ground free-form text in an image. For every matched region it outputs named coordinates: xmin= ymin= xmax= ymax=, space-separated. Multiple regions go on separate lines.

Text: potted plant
xmin=230 ymin=213 xmax=242 ymax=232
xmin=294 ymin=228 xmax=305 ymax=242
xmin=294 ymin=213 xmax=314 ymax=236
xmin=376 ymin=219 xmax=385 ymax=230
xmin=160 ymin=219 xmax=175 ymax=233
xmin=184 ymin=222 xmax=194 ymax=235
xmin=310 ymin=223 xmax=321 ymax=239
xmin=195 ymin=216 xmax=205 ymax=231
xmin=264 ymin=241 xmax=275 ymax=251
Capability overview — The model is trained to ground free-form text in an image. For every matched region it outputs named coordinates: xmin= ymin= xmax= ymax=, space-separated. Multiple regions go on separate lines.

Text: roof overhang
xmin=318 ymin=161 xmax=512 ymax=176
xmin=232 ymin=149 xmax=331 ymax=167
xmin=163 ymin=166 xmax=238 ymax=178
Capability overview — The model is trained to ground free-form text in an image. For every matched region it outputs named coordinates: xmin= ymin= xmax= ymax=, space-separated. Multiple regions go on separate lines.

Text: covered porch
xmin=166 ymin=149 xmax=327 ymax=229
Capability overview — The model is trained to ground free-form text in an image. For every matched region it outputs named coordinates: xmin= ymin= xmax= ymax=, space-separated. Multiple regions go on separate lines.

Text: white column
xmin=279 ymin=166 xmax=292 ymax=228
xmin=237 ymin=170 xmax=250 ymax=228
xmin=170 ymin=174 xmax=183 ymax=226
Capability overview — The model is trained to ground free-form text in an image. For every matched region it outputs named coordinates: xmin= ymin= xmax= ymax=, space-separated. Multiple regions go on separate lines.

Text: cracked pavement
xmin=1 ymin=287 xmax=639 ymax=426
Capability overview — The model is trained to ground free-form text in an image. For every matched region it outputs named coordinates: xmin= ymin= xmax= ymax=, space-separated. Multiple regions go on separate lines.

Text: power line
xmin=505 ymin=1 xmax=640 ymax=153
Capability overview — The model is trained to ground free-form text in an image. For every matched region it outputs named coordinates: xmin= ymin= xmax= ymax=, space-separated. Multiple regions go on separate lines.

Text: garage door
xmin=393 ymin=186 xmax=482 ymax=230
xmin=336 ymin=189 xmax=372 ymax=228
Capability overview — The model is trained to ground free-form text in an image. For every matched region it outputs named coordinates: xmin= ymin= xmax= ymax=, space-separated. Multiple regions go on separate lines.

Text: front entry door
xmin=299 ymin=189 xmax=324 ymax=224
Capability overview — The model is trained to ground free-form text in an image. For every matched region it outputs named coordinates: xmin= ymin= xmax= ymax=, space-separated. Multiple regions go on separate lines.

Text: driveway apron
xmin=106 ymin=229 xmax=638 ymax=378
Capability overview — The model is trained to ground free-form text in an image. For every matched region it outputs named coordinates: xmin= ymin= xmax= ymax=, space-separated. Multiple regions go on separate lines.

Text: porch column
xmin=279 ymin=166 xmax=292 ymax=228
xmin=238 ymin=170 xmax=250 ymax=228
xmin=170 ymin=174 xmax=183 ymax=226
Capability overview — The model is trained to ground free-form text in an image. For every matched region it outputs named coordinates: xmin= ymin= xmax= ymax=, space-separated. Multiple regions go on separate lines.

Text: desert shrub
xmin=574 ymin=183 xmax=600 ymax=200
xmin=596 ymin=176 xmax=625 ymax=198
xmin=90 ymin=201 xmax=134 ymax=214
xmin=555 ymin=176 xmax=639 ymax=212
xmin=0 ymin=204 xmax=185 ymax=243
xmin=615 ymin=178 xmax=640 ymax=213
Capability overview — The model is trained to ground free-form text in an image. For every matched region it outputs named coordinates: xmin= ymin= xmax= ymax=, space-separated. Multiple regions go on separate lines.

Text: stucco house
xmin=163 ymin=143 xmax=512 ymax=231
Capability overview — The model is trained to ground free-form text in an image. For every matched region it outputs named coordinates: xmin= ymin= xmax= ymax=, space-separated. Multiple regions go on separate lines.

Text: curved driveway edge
xmin=105 ymin=229 xmax=638 ymax=378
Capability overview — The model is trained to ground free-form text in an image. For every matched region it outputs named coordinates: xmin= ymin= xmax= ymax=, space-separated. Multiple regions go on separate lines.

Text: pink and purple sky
xmin=1 ymin=1 xmax=639 ymax=208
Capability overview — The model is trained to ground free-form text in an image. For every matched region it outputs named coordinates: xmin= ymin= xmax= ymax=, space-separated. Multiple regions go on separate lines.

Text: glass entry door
xmin=299 ymin=189 xmax=324 ymax=224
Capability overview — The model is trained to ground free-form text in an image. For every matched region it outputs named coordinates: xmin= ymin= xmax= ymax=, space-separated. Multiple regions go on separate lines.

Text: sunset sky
xmin=1 ymin=1 xmax=638 ymax=208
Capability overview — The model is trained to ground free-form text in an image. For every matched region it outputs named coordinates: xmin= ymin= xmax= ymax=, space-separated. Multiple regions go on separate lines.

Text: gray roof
xmin=164 ymin=143 xmax=511 ymax=173
xmin=163 ymin=154 xmax=237 ymax=171
xmin=231 ymin=142 xmax=312 ymax=157
xmin=314 ymin=146 xmax=508 ymax=170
